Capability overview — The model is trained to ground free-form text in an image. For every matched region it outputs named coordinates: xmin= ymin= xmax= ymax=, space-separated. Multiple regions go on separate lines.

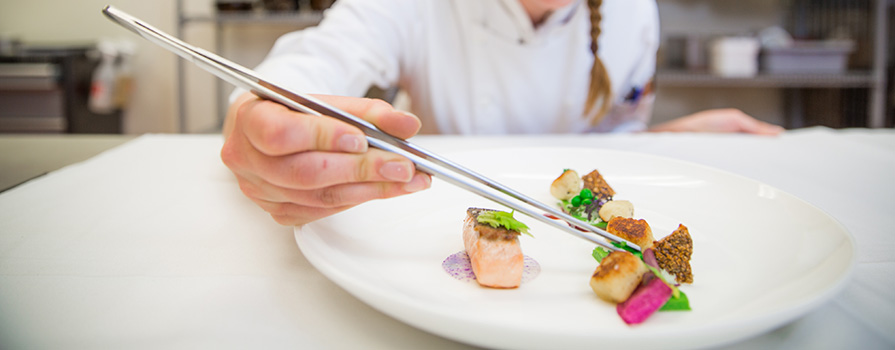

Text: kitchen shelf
xmin=175 ymin=0 xmax=327 ymax=133
xmin=657 ymin=69 xmax=878 ymax=88
xmin=657 ymin=0 xmax=889 ymax=128
xmin=181 ymin=11 xmax=324 ymax=26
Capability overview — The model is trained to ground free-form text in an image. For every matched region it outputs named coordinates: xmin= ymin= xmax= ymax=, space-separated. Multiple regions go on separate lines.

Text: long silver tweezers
xmin=102 ymin=5 xmax=639 ymax=252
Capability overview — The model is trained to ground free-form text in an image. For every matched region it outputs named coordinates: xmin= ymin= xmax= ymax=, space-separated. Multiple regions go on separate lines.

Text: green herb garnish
xmin=611 ymin=241 xmax=643 ymax=260
xmin=660 ymin=291 xmax=691 ymax=311
xmin=561 ymin=200 xmax=606 ymax=225
xmin=476 ymin=210 xmax=532 ymax=237
xmin=592 ymin=246 xmax=611 ymax=262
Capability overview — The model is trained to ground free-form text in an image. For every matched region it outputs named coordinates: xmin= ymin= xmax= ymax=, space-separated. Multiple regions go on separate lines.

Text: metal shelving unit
xmin=656 ymin=0 xmax=890 ymax=128
xmin=174 ymin=0 xmax=325 ymax=132
xmin=657 ymin=70 xmax=878 ymax=88
xmin=181 ymin=11 xmax=323 ymax=25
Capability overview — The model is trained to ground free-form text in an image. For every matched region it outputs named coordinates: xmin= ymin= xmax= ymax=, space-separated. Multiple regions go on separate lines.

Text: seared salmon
xmin=463 ymin=208 xmax=524 ymax=288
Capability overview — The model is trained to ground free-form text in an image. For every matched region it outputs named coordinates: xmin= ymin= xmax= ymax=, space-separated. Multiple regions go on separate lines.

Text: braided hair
xmin=585 ymin=0 xmax=612 ymax=125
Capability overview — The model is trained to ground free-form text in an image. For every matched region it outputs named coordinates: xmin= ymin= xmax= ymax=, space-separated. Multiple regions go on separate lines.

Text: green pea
xmin=580 ymin=188 xmax=593 ymax=199
xmin=582 ymin=198 xmax=593 ymax=206
xmin=571 ymin=196 xmax=582 ymax=207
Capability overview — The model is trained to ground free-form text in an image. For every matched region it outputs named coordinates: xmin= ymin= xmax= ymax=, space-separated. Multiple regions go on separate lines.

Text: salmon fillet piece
xmin=463 ymin=208 xmax=524 ymax=288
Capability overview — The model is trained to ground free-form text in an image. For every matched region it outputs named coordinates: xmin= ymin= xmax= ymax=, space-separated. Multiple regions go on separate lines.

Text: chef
xmin=221 ymin=0 xmax=783 ymax=226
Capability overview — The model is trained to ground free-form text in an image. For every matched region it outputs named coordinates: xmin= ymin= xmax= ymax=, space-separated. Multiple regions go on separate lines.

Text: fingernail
xmin=379 ymin=161 xmax=412 ymax=182
xmin=403 ymin=173 xmax=431 ymax=192
xmin=338 ymin=134 xmax=367 ymax=153
xmin=397 ymin=110 xmax=419 ymax=119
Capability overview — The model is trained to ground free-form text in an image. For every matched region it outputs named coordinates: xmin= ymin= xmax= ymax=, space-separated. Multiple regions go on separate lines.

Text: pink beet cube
xmin=617 ymin=277 xmax=673 ymax=325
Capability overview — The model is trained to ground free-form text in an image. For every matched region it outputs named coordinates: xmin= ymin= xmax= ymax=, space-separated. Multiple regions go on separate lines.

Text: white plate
xmin=296 ymin=147 xmax=855 ymax=350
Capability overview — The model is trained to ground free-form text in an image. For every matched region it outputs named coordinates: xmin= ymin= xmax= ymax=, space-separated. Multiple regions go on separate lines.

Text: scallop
xmin=598 ymin=200 xmax=634 ymax=222
xmin=550 ymin=169 xmax=582 ymax=200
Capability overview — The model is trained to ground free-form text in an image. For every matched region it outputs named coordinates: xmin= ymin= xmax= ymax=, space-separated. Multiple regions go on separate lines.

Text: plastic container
xmin=761 ymin=40 xmax=855 ymax=74
xmin=710 ymin=37 xmax=761 ymax=77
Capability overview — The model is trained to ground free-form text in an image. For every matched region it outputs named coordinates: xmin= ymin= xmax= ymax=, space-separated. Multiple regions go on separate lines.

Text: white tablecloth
xmin=1 ymin=127 xmax=893 ymax=349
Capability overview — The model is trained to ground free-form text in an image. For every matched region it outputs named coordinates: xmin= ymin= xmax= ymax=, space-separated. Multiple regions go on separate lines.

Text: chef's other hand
xmin=648 ymin=108 xmax=784 ymax=135
xmin=221 ymin=92 xmax=431 ymax=227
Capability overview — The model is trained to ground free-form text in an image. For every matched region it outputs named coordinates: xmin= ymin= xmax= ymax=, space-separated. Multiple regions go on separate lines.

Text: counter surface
xmin=1 ymin=128 xmax=893 ymax=349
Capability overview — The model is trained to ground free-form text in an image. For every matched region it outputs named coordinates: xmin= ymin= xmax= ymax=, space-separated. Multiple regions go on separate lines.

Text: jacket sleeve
xmin=231 ymin=0 xmax=418 ymax=100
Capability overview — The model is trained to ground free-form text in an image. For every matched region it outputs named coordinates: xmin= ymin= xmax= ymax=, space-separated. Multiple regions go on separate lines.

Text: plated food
xmin=449 ymin=168 xmax=693 ymax=324
xmin=589 ymin=251 xmax=648 ymax=303
xmin=447 ymin=167 xmax=693 ymax=324
xmin=551 ymin=168 xmax=694 ymax=325
xmin=461 ymin=208 xmax=529 ymax=288
xmin=297 ymin=147 xmax=855 ymax=349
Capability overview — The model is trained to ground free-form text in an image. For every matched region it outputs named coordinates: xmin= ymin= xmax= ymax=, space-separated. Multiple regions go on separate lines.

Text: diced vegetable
xmin=642 ymin=248 xmax=659 ymax=268
xmin=616 ymin=277 xmax=673 ymax=325
xmin=598 ymin=247 xmax=689 ymax=313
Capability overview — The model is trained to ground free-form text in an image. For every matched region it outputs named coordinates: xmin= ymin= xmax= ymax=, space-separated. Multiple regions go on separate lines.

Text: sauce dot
xmin=442 ymin=251 xmax=541 ymax=284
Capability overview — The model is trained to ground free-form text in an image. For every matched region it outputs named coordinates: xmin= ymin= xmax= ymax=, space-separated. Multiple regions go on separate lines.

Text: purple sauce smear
xmin=442 ymin=250 xmax=541 ymax=284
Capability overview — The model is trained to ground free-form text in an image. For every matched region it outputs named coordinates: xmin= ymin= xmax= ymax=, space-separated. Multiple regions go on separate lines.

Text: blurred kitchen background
xmin=0 ymin=0 xmax=893 ymax=134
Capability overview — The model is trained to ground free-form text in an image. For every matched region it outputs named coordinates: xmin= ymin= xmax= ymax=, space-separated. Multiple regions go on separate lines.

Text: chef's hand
xmin=221 ymin=92 xmax=431 ymax=227
xmin=648 ymin=108 xmax=784 ymax=135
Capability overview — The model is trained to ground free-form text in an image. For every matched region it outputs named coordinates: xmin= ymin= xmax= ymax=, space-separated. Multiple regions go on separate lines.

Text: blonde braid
xmin=586 ymin=0 xmax=612 ymax=125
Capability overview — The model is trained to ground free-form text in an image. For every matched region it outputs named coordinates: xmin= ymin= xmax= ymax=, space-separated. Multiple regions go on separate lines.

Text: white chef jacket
xmin=238 ymin=0 xmax=659 ymax=134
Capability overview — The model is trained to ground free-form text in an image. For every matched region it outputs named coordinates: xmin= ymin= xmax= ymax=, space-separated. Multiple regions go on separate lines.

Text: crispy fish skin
xmin=607 ymin=217 xmax=655 ymax=250
xmin=590 ymin=251 xmax=648 ymax=303
xmin=581 ymin=169 xmax=615 ymax=201
xmin=463 ymin=208 xmax=524 ymax=288
xmin=655 ymin=224 xmax=694 ymax=284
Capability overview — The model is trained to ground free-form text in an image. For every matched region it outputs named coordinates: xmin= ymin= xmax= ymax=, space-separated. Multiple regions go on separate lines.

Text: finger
xmin=245 ymin=147 xmax=419 ymax=189
xmin=237 ymin=95 xmax=421 ymax=156
xmin=238 ymin=97 xmax=369 ymax=156
xmin=240 ymin=172 xmax=431 ymax=208
xmin=251 ymin=197 xmax=352 ymax=226
xmin=745 ymin=120 xmax=785 ymax=135
xmin=250 ymin=173 xmax=431 ymax=226
xmin=732 ymin=112 xmax=785 ymax=135
xmin=315 ymin=95 xmax=422 ymax=139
